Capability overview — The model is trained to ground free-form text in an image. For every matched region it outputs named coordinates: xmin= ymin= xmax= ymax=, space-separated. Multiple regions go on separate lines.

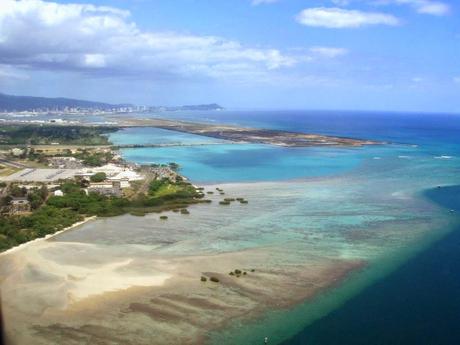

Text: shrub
xmin=234 ymin=269 xmax=242 ymax=275
xmin=240 ymin=200 xmax=248 ymax=204
xmin=219 ymin=201 xmax=230 ymax=205
xmin=210 ymin=276 xmax=220 ymax=283
xmin=201 ymin=276 xmax=207 ymax=282
xmin=180 ymin=209 xmax=190 ymax=214
xmin=160 ymin=215 xmax=168 ymax=220
xmin=207 ymin=191 xmax=214 ymax=194
xmin=229 ymin=271 xmax=235 ymax=276
xmin=90 ymin=172 xmax=106 ymax=182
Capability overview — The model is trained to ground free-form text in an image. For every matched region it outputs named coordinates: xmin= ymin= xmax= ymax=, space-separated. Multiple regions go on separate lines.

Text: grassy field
xmin=0 ymin=165 xmax=19 ymax=177
xmin=153 ymin=183 xmax=182 ymax=197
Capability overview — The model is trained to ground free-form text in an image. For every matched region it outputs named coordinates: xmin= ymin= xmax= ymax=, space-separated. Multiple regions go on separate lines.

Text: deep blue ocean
xmin=283 ymin=185 xmax=460 ymax=345
xmin=110 ymin=110 xmax=460 ymax=345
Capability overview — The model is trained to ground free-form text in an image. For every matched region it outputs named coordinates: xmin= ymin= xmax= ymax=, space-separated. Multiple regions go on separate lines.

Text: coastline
xmin=0 ymin=215 xmax=97 ymax=257
xmin=0 ymin=116 xmax=458 ymax=344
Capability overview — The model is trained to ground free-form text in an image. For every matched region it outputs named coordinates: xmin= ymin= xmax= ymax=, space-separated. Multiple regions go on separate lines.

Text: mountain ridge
xmin=0 ymin=93 xmax=223 ymax=112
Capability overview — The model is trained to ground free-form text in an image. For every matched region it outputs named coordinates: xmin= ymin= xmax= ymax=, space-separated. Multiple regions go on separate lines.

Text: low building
xmin=9 ymin=197 xmax=31 ymax=214
xmin=53 ymin=190 xmax=64 ymax=197
xmin=87 ymin=180 xmax=122 ymax=197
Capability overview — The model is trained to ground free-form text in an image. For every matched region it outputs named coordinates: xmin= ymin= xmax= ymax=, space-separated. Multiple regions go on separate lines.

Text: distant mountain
xmin=0 ymin=92 xmax=224 ymax=112
xmin=0 ymin=93 xmax=131 ymax=112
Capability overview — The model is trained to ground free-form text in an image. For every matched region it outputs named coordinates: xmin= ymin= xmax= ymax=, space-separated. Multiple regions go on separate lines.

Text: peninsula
xmin=110 ymin=117 xmax=380 ymax=147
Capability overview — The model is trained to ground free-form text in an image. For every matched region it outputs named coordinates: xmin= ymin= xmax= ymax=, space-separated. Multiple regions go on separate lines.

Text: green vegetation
xmin=0 ymin=125 xmax=116 ymax=146
xmin=219 ymin=201 xmax=230 ymax=205
xmin=209 ymin=276 xmax=220 ymax=283
xmin=74 ymin=150 xmax=114 ymax=167
xmin=228 ymin=269 xmax=248 ymax=278
xmin=0 ymin=178 xmax=207 ymax=251
xmin=168 ymin=162 xmax=180 ymax=171
xmin=200 ymin=276 xmax=207 ymax=282
xmin=90 ymin=172 xmax=107 ymax=182
xmin=0 ymin=206 xmax=82 ymax=251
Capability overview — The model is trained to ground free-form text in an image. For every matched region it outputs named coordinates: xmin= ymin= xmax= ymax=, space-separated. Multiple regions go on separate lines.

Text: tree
xmin=90 ymin=172 xmax=107 ymax=183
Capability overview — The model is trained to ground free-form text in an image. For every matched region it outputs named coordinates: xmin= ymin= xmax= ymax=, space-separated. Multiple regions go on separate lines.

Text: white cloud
xmin=399 ymin=0 xmax=450 ymax=15
xmin=296 ymin=7 xmax=400 ymax=28
xmin=374 ymin=0 xmax=450 ymax=16
xmin=309 ymin=46 xmax=349 ymax=58
xmin=0 ymin=0 xmax=297 ymax=81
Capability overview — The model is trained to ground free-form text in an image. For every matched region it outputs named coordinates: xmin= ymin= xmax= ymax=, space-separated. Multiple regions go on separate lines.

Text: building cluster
xmin=48 ymin=157 xmax=84 ymax=169
xmin=0 ymin=106 xmax=146 ymax=115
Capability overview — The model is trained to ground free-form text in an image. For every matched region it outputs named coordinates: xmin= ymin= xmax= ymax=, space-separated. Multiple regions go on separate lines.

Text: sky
xmin=0 ymin=0 xmax=459 ymax=112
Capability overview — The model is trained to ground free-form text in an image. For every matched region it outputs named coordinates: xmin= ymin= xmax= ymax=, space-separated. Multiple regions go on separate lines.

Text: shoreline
xmin=0 ymin=215 xmax=97 ymax=257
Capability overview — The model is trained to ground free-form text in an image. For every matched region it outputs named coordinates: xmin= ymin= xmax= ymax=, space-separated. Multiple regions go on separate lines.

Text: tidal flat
xmin=1 ymin=152 xmax=458 ymax=344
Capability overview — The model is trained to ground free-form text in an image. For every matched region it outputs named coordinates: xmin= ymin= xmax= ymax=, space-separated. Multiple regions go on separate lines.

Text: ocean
xmin=105 ymin=110 xmax=460 ymax=344
xmin=283 ymin=186 xmax=460 ymax=345
xmin=107 ymin=111 xmax=460 ymax=345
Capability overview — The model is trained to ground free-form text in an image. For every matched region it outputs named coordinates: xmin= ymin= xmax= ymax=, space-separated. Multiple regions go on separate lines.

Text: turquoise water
xmin=105 ymin=111 xmax=460 ymax=344
xmin=111 ymin=128 xmax=441 ymax=183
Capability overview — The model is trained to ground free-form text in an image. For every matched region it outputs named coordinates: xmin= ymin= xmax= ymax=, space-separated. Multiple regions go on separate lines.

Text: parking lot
xmin=0 ymin=168 xmax=80 ymax=182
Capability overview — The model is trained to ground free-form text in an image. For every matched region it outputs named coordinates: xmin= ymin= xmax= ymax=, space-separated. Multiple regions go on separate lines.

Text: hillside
xmin=0 ymin=93 xmax=130 ymax=111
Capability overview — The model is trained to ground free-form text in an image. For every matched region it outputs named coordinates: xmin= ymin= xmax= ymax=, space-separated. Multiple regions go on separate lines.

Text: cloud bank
xmin=0 ymin=0 xmax=298 ymax=81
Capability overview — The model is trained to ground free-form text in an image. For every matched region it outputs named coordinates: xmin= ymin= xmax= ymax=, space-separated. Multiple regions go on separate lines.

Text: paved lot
xmin=0 ymin=168 xmax=80 ymax=182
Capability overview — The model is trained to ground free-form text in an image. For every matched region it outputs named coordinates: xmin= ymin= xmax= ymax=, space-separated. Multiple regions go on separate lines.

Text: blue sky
xmin=0 ymin=0 xmax=459 ymax=112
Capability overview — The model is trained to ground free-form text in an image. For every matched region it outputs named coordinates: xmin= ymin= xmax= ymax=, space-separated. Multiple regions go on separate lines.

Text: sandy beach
xmin=0 ymin=216 xmax=97 ymax=258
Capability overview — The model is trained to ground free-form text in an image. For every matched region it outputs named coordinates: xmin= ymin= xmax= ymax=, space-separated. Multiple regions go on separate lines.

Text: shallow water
xmin=50 ymin=112 xmax=459 ymax=343
xmin=3 ymin=111 xmax=459 ymax=345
